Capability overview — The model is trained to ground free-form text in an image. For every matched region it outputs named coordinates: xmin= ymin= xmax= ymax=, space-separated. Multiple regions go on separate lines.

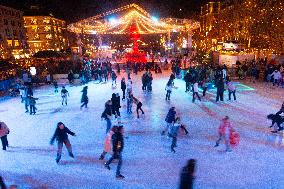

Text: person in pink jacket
xmin=0 ymin=121 xmax=10 ymax=151
xmin=214 ymin=116 xmax=234 ymax=152
xmin=99 ymin=126 xmax=118 ymax=160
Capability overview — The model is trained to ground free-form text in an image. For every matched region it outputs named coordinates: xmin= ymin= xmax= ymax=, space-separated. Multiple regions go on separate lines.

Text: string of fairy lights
xmin=67 ymin=3 xmax=200 ymax=35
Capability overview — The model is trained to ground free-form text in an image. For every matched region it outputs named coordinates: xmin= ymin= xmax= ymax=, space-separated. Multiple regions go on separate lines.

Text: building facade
xmin=24 ymin=16 xmax=68 ymax=53
xmin=200 ymin=1 xmax=221 ymax=32
xmin=0 ymin=5 xmax=28 ymax=59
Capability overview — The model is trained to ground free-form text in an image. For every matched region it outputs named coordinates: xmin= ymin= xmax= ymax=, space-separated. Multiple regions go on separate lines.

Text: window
xmin=34 ymin=34 xmax=40 ymax=40
xmin=14 ymin=40 xmax=19 ymax=47
xmin=7 ymin=40 xmax=13 ymax=47
xmin=46 ymin=34 xmax=52 ymax=39
xmin=44 ymin=26 xmax=51 ymax=32
xmin=31 ymin=19 xmax=37 ymax=25
xmin=34 ymin=43 xmax=41 ymax=48
xmin=4 ymin=19 xmax=8 ymax=25
xmin=32 ymin=26 xmax=39 ymax=32
xmin=11 ymin=20 xmax=15 ymax=26
xmin=43 ymin=18 xmax=50 ymax=24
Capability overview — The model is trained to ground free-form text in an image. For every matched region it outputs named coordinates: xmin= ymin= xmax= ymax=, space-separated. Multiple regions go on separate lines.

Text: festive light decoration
xmin=67 ymin=3 xmax=200 ymax=35
xmin=197 ymin=0 xmax=284 ymax=54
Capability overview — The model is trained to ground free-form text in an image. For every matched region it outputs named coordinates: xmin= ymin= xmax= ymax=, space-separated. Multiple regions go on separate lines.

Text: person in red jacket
xmin=0 ymin=121 xmax=10 ymax=151
xmin=214 ymin=116 xmax=234 ymax=152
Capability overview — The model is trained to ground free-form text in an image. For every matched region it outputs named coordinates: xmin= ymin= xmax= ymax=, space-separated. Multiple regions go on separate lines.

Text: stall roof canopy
xmin=67 ymin=4 xmax=199 ymax=35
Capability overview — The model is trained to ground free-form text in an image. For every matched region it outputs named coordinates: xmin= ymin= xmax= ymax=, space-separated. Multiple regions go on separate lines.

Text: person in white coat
xmin=272 ymin=70 xmax=282 ymax=87
xmin=165 ymin=79 xmax=174 ymax=101
xmin=192 ymin=81 xmax=201 ymax=103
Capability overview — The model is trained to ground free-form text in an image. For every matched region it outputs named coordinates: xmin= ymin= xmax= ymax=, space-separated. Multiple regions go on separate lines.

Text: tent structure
xmin=67 ymin=4 xmax=200 ymax=35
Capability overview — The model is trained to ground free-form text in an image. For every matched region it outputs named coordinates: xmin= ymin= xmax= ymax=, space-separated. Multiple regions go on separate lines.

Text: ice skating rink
xmin=1 ymin=71 xmax=284 ymax=189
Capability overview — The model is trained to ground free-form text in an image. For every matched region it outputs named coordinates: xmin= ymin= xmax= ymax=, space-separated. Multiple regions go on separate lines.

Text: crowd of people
xmin=1 ymin=56 xmax=284 ymax=188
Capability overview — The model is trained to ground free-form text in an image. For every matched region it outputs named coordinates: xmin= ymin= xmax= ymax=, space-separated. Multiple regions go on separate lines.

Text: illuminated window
xmin=7 ymin=40 xmax=13 ymax=47
xmin=44 ymin=26 xmax=51 ymax=32
xmin=32 ymin=26 xmax=38 ymax=32
xmin=58 ymin=28 xmax=61 ymax=33
xmin=34 ymin=34 xmax=40 ymax=40
xmin=46 ymin=34 xmax=52 ymax=39
xmin=31 ymin=19 xmax=37 ymax=24
xmin=14 ymin=40 xmax=19 ymax=47
xmin=43 ymin=18 xmax=50 ymax=24
xmin=34 ymin=43 xmax=41 ymax=47
xmin=53 ymin=27 xmax=57 ymax=33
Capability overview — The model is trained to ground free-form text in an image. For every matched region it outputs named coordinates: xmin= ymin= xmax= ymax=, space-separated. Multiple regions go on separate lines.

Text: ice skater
xmin=61 ymin=86 xmax=69 ymax=105
xmin=126 ymin=92 xmax=133 ymax=114
xmin=192 ymin=80 xmax=201 ymax=103
xmin=0 ymin=121 xmax=10 ymax=151
xmin=226 ymin=79 xmax=236 ymax=101
xmin=105 ymin=126 xmax=125 ymax=179
xmin=133 ymin=96 xmax=144 ymax=118
xmin=53 ymin=80 xmax=59 ymax=93
xmin=111 ymin=71 xmax=117 ymax=87
xmin=101 ymin=100 xmax=113 ymax=133
xmin=111 ymin=93 xmax=121 ymax=117
xmin=179 ymin=159 xmax=196 ymax=189
xmin=50 ymin=122 xmax=76 ymax=163
xmin=161 ymin=107 xmax=176 ymax=135
xmin=99 ymin=126 xmax=118 ymax=160
xmin=121 ymin=77 xmax=126 ymax=100
xmin=165 ymin=79 xmax=174 ymax=101
xmin=28 ymin=95 xmax=38 ymax=115
xmin=80 ymin=86 xmax=88 ymax=109
xmin=214 ymin=116 xmax=234 ymax=152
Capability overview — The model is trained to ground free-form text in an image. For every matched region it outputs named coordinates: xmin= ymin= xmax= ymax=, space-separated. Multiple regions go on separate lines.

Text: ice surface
xmin=1 ymin=71 xmax=284 ymax=189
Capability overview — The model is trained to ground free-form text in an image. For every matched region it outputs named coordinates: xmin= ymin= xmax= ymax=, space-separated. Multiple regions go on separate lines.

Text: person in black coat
xmin=161 ymin=107 xmax=176 ymax=135
xmin=50 ymin=122 xmax=76 ymax=163
xmin=0 ymin=176 xmax=7 ymax=189
xmin=121 ymin=78 xmax=126 ymax=100
xmin=184 ymin=72 xmax=191 ymax=92
xmin=102 ymin=100 xmax=113 ymax=133
xmin=80 ymin=86 xmax=88 ymax=109
xmin=179 ymin=159 xmax=196 ymax=189
xmin=111 ymin=93 xmax=121 ymax=117
xmin=216 ymin=78 xmax=225 ymax=102
xmin=105 ymin=126 xmax=125 ymax=179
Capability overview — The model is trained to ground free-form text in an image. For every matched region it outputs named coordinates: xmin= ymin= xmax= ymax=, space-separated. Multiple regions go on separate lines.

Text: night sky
xmin=1 ymin=0 xmax=209 ymax=23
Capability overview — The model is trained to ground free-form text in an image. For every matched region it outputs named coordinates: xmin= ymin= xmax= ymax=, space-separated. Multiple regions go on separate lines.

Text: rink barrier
xmin=0 ymin=79 xmax=15 ymax=92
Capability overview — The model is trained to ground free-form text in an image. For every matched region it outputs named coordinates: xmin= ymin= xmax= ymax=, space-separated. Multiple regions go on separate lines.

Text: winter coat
xmin=179 ymin=166 xmax=194 ymax=189
xmin=227 ymin=82 xmax=236 ymax=92
xmin=218 ymin=120 xmax=233 ymax=137
xmin=193 ymin=83 xmax=199 ymax=92
xmin=165 ymin=82 xmax=173 ymax=92
xmin=104 ymin=130 xmax=114 ymax=153
xmin=0 ymin=122 xmax=9 ymax=137
xmin=111 ymin=72 xmax=117 ymax=80
xmin=112 ymin=132 xmax=124 ymax=154
xmin=216 ymin=79 xmax=225 ymax=92
xmin=102 ymin=104 xmax=112 ymax=120
xmin=165 ymin=108 xmax=176 ymax=123
xmin=28 ymin=97 xmax=38 ymax=106
xmin=272 ymin=71 xmax=281 ymax=80
xmin=50 ymin=126 xmax=75 ymax=144
xmin=111 ymin=94 xmax=121 ymax=110
xmin=121 ymin=80 xmax=126 ymax=90
xmin=81 ymin=91 xmax=88 ymax=103
xmin=61 ymin=89 xmax=69 ymax=97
